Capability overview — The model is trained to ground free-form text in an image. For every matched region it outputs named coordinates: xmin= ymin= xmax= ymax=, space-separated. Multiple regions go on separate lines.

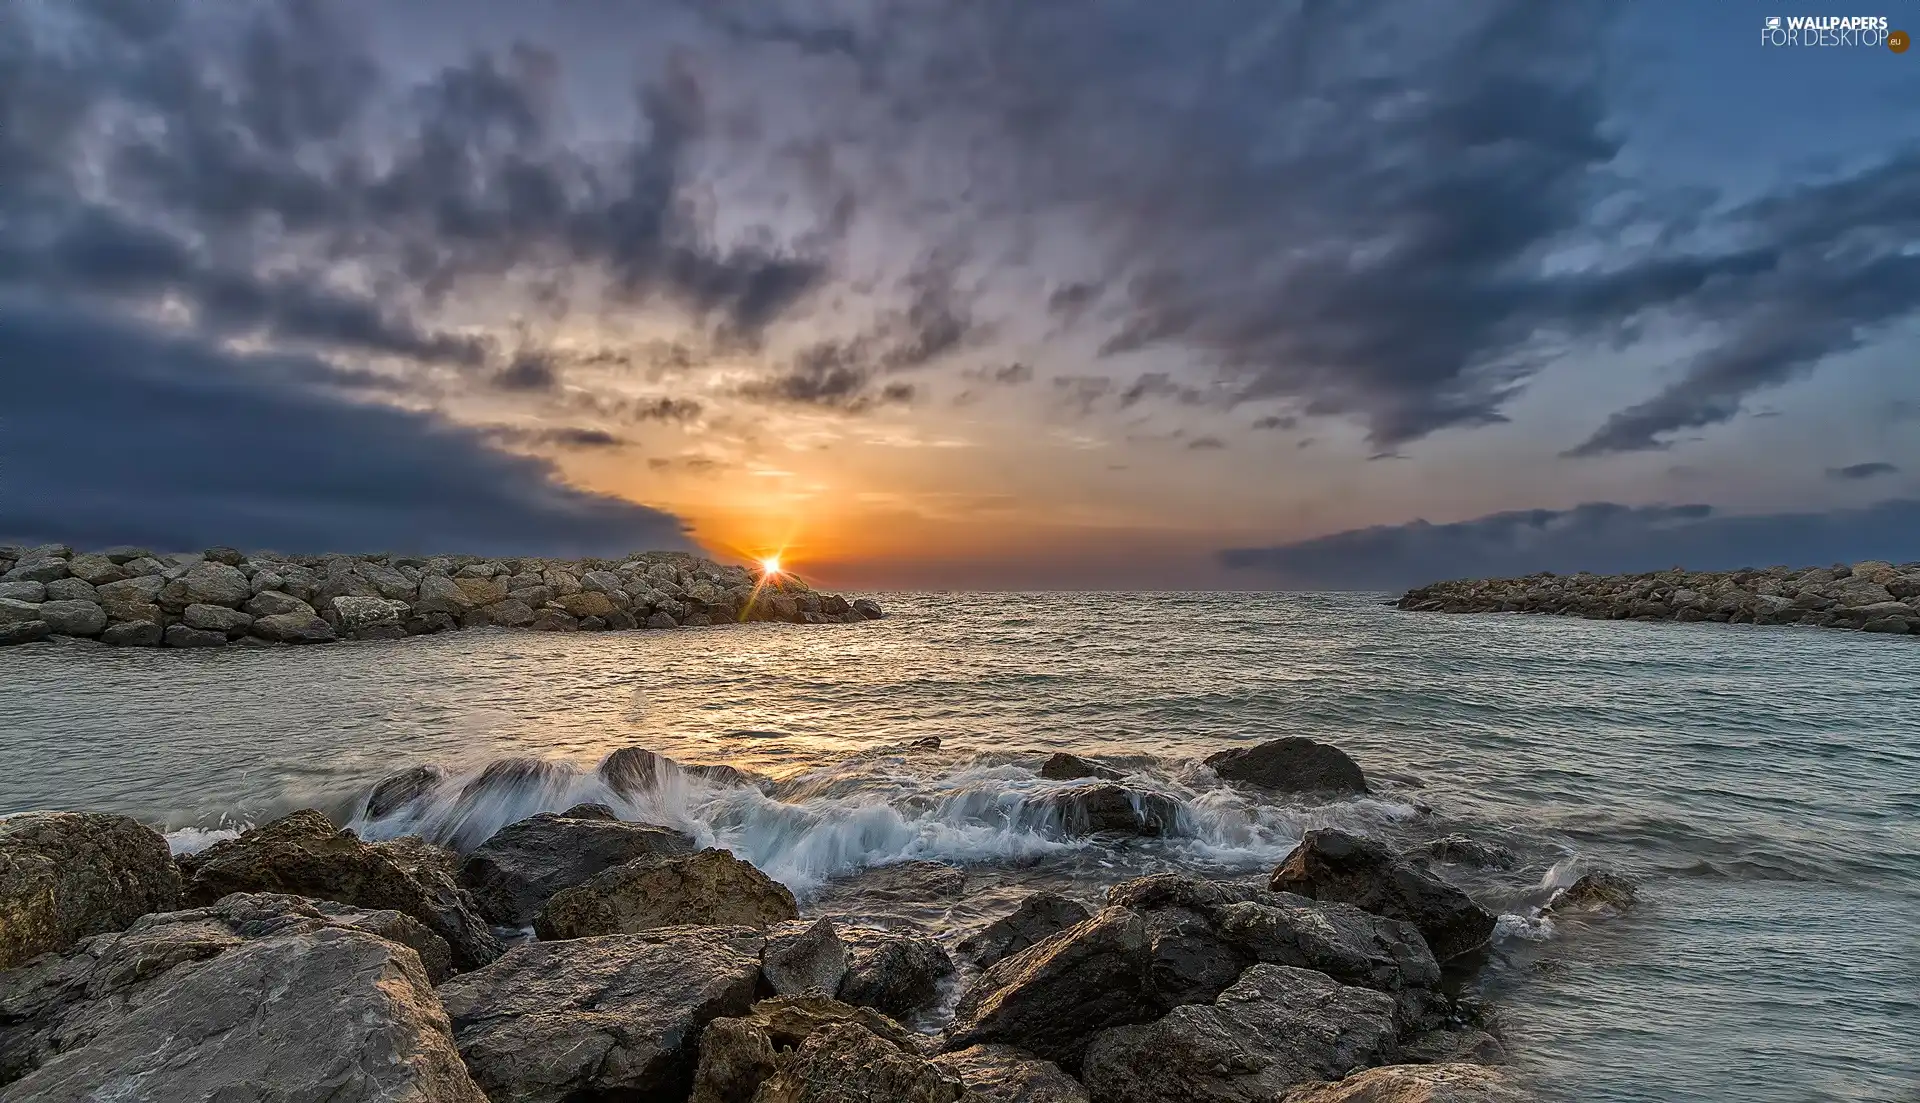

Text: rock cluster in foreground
xmin=0 ymin=737 xmax=1558 ymax=1102
xmin=0 ymin=543 xmax=882 ymax=648
xmin=1398 ymin=559 xmax=1920 ymax=636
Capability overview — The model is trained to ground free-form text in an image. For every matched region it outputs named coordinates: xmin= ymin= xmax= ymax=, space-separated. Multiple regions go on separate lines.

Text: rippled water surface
xmin=5 ymin=593 xmax=1918 ymax=1101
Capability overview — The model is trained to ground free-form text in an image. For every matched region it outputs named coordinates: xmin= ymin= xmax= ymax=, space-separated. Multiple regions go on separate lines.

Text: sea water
xmin=3 ymin=592 xmax=1915 ymax=1101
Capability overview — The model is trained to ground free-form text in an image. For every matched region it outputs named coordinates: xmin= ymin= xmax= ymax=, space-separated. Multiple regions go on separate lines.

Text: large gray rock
xmin=329 ymin=595 xmax=409 ymax=639
xmin=40 ymin=578 xmax=96 ymax=603
xmin=0 ymin=621 xmax=50 ymax=645
xmin=932 ymin=1045 xmax=1090 ymax=1103
xmin=1039 ymin=752 xmax=1122 ymax=781
xmin=753 ymin=1022 xmax=967 ymax=1103
xmin=0 ymin=894 xmax=483 ymax=1102
xmin=99 ymin=620 xmax=162 ymax=647
xmin=250 ymin=610 xmax=338 ymax=644
xmin=836 ymin=929 xmax=955 ymax=1020
xmin=93 ymin=575 xmax=164 ymax=622
xmin=1279 ymin=1064 xmax=1537 ymax=1103
xmin=0 ymin=582 xmax=44 ymax=603
xmin=62 ymin=554 xmax=126 ymax=586
xmin=164 ymin=623 xmax=229 ymax=648
xmin=245 ymin=589 xmax=315 ymax=617
xmin=763 ymin=918 xmax=851 ymax=997
xmin=182 ymin=602 xmax=254 ymax=635
xmin=415 ymin=574 xmax=474 ymax=615
xmin=689 ymin=995 xmax=925 ymax=1103
xmin=1270 ymin=831 xmax=1495 ymax=962
xmin=159 ymin=561 xmax=250 ymax=611
xmin=1081 ymin=965 xmax=1399 ymax=1103
xmin=457 ymin=808 xmax=696 ymax=926
xmin=1031 ymin=784 xmax=1181 ymax=837
xmin=0 ymin=812 xmax=181 ymax=969
xmin=1204 ymin=737 xmax=1369 ymax=794
xmin=0 ymin=598 xmax=41 ymax=625
xmin=1 ymin=558 xmax=68 ymax=584
xmin=35 ymin=600 xmax=106 ymax=637
xmin=180 ymin=810 xmax=499 ymax=969
xmin=437 ymin=927 xmax=766 ymax=1103
xmin=364 ymin=765 xmax=449 ymax=819
xmin=947 ymin=908 xmax=1155 ymax=1067
xmin=535 ymin=848 xmax=799 ymax=939
xmin=959 ymin=892 xmax=1095 ymax=970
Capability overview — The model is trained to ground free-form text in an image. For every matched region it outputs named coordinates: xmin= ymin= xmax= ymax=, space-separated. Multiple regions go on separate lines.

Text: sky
xmin=4 ymin=0 xmax=1919 ymax=589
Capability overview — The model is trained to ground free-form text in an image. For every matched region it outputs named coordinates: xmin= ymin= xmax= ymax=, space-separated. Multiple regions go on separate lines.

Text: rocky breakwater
xmin=1398 ymin=559 xmax=1920 ymax=636
xmin=0 ymin=736 xmax=1569 ymax=1102
xmin=0 ymin=543 xmax=883 ymax=648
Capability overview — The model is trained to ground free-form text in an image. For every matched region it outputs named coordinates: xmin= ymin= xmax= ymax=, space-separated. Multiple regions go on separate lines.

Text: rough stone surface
xmin=1204 ymin=737 xmax=1369 ymax=794
xmin=931 ymin=1045 xmax=1091 ymax=1103
xmin=159 ymin=561 xmax=250 ymax=610
xmin=99 ymin=620 xmax=162 ymax=647
xmin=0 ymin=620 xmax=50 ymax=645
xmin=1418 ymin=836 xmax=1519 ymax=870
xmin=1270 ymin=830 xmax=1495 ymax=962
xmin=437 ymin=927 xmax=765 ymax=1103
xmin=364 ymin=765 xmax=448 ymax=819
xmin=1546 ymin=869 xmax=1637 ymax=915
xmin=0 ymin=582 xmax=45 ymax=603
xmin=245 ymin=589 xmax=315 ymax=617
xmin=1280 ymin=1064 xmax=1537 ymax=1103
xmin=251 ymin=610 xmax=338 ymax=643
xmin=535 ymin=848 xmax=799 ymax=939
xmin=959 ymin=892 xmax=1095 ymax=970
xmin=1082 ymin=965 xmax=1399 ymax=1102
xmin=690 ymin=995 xmax=926 ymax=1102
xmin=0 ymin=812 xmax=182 ymax=969
xmin=182 ymin=602 xmax=254 ymax=635
xmin=947 ymin=908 xmax=1155 ymax=1067
xmin=1039 ymin=752 xmax=1123 ymax=781
xmin=753 ymin=1022 xmax=967 ymax=1103
xmin=35 ymin=600 xmax=106 ymax=637
xmin=458 ymin=808 xmax=695 ymax=926
xmin=0 ymin=893 xmax=483 ymax=1102
xmin=763 ymin=918 xmax=852 ymax=996
xmin=164 ymin=623 xmax=229 ymax=647
xmin=1032 ymin=784 xmax=1181 ymax=837
xmin=836 ymin=930 xmax=955 ymax=1020
xmin=180 ymin=810 xmax=499 ymax=969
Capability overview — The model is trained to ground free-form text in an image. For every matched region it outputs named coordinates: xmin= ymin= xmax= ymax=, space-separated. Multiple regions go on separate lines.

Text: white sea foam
xmin=165 ymin=824 xmax=248 ymax=855
xmin=1495 ymin=911 xmax=1557 ymax=941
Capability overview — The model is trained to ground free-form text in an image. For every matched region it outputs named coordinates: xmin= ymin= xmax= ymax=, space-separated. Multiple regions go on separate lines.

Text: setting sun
xmin=760 ymin=556 xmax=782 ymax=575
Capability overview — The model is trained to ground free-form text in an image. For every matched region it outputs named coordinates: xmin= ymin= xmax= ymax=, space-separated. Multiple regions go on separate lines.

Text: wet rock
xmin=931 ymin=1044 xmax=1090 ymax=1103
xmin=1546 ymin=869 xmax=1637 ymax=915
xmin=1271 ymin=830 xmax=1495 ymax=961
xmin=250 ymin=610 xmax=338 ymax=643
xmin=535 ymin=849 xmax=799 ymax=939
xmin=1082 ymin=965 xmax=1398 ymax=1102
xmin=1033 ymin=784 xmax=1180 ymax=837
xmin=1280 ymin=1063 xmax=1537 ymax=1102
xmin=1039 ymin=752 xmax=1122 ymax=781
xmin=1395 ymin=1028 xmax=1507 ymax=1066
xmin=852 ymin=598 xmax=885 ymax=619
xmin=0 ymin=598 xmax=42 ymax=625
xmin=0 ymin=581 xmax=45 ymax=603
xmin=754 ymin=1021 xmax=966 ymax=1103
xmin=364 ymin=764 xmax=447 ymax=819
xmin=0 ymin=893 xmax=482 ymax=1102
xmin=691 ymin=994 xmax=927 ymax=1101
xmin=530 ymin=607 xmax=579 ymax=631
xmin=948 ymin=908 xmax=1155 ymax=1067
xmin=836 ymin=930 xmax=955 ymax=1019
xmin=0 ymin=811 xmax=182 ymax=969
xmin=763 ymin=917 xmax=851 ymax=996
xmin=35 ymin=599 xmax=106 ymax=637
xmin=1418 ymin=836 xmax=1519 ymax=870
xmin=164 ymin=623 xmax=229 ymax=647
xmin=181 ymin=602 xmax=253 ymax=635
xmin=1204 ymin=737 xmax=1369 ymax=794
xmin=647 ymin=610 xmax=680 ymax=628
xmin=99 ymin=619 xmax=162 ymax=646
xmin=158 ymin=561 xmax=250 ymax=611
xmin=459 ymin=809 xmax=696 ymax=926
xmin=438 ymin=927 xmax=765 ymax=1103
xmin=328 ymin=594 xmax=409 ymax=638
xmin=181 ymin=810 xmax=500 ymax=969
xmin=960 ymin=892 xmax=1095 ymax=970
xmin=0 ymin=620 xmax=50 ymax=646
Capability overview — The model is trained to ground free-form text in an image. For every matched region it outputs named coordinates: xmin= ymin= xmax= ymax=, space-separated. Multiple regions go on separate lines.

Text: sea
xmin=3 ymin=592 xmax=1915 ymax=1102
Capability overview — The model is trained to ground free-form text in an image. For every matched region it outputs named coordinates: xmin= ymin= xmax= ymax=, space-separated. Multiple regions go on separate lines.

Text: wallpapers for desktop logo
xmin=1761 ymin=14 xmax=1906 ymax=49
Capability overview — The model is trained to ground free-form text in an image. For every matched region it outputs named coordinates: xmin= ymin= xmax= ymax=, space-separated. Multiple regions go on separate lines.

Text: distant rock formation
xmin=1398 ymin=560 xmax=1920 ymax=636
xmin=0 ymin=544 xmax=881 ymax=648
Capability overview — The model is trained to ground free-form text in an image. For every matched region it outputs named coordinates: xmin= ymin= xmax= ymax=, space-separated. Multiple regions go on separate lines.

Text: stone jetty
xmin=0 ymin=544 xmax=883 ymax=648
xmin=0 ymin=737 xmax=1548 ymax=1102
xmin=1397 ymin=560 xmax=1920 ymax=635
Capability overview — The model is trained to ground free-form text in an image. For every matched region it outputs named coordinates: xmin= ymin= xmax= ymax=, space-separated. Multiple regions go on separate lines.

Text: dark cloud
xmin=1220 ymin=499 xmax=1920 ymax=590
xmin=1186 ymin=436 xmax=1227 ymax=451
xmin=489 ymin=425 xmax=626 ymax=450
xmin=1252 ymin=414 xmax=1297 ymax=431
xmin=495 ymin=350 xmax=561 ymax=391
xmin=0 ymin=298 xmax=691 ymax=555
xmin=647 ymin=455 xmax=725 ymax=475
xmin=1829 ymin=462 xmax=1899 ymax=481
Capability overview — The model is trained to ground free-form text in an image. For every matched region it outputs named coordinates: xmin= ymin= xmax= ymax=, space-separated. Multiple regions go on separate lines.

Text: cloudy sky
xmin=5 ymin=0 xmax=1918 ymax=588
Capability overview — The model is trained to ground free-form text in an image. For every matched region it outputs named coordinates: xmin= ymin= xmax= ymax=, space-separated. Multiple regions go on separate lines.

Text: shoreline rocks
xmin=0 ymin=544 xmax=883 ymax=648
xmin=1398 ymin=561 xmax=1920 ymax=637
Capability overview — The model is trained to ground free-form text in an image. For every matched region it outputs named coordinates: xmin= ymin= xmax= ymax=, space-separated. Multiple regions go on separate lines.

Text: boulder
xmin=1546 ymin=869 xmax=1637 ymax=915
xmin=1081 ymin=965 xmax=1398 ymax=1102
xmin=535 ymin=849 xmax=799 ymax=939
xmin=0 ymin=811 xmax=182 ymax=968
xmin=0 ymin=894 xmax=484 ymax=1102
xmin=364 ymin=764 xmax=449 ymax=819
xmin=180 ymin=810 xmax=499 ymax=969
xmin=437 ymin=927 xmax=766 ymax=1103
xmin=852 ymin=598 xmax=884 ymax=619
xmin=752 ymin=1022 xmax=966 ymax=1103
xmin=1038 ymin=752 xmax=1122 ymax=781
xmin=959 ymin=892 xmax=1095 ymax=969
xmin=947 ymin=908 xmax=1155 ymax=1067
xmin=480 ymin=596 xmax=536 ymax=627
xmin=458 ymin=809 xmax=696 ymax=926
xmin=182 ymin=602 xmax=253 ymax=635
xmin=243 ymin=589 xmax=312 ymax=618
xmin=93 ymin=575 xmax=164 ymax=621
xmin=328 ymin=595 xmax=409 ymax=639
xmin=531 ymin=607 xmax=579 ymax=631
xmin=1418 ymin=836 xmax=1518 ymax=870
xmin=763 ymin=917 xmax=852 ymax=996
xmin=62 ymin=553 xmax=127 ymax=585
xmin=1279 ymin=1064 xmax=1537 ymax=1103
xmin=0 ymin=581 xmax=45 ymax=602
xmin=1270 ymin=830 xmax=1495 ymax=961
xmin=453 ymin=576 xmax=509 ymax=606
xmin=35 ymin=599 xmax=106 ymax=637
xmin=836 ymin=930 xmax=955 ymax=1020
xmin=1 ymin=558 xmax=68 ymax=584
xmin=1204 ymin=737 xmax=1369 ymax=794
xmin=0 ymin=620 xmax=49 ymax=645
xmin=1032 ymin=784 xmax=1180 ymax=837
xmin=99 ymin=620 xmax=162 ymax=646
xmin=559 ymin=590 xmax=618 ymax=618
xmin=415 ymin=574 xmax=474 ymax=615
xmin=0 ymin=598 xmax=41 ymax=625
xmin=251 ymin=611 xmax=338 ymax=643
xmin=647 ymin=610 xmax=680 ymax=629
xmin=40 ymin=578 xmax=97 ymax=603
xmin=932 ymin=1045 xmax=1091 ymax=1103
xmin=691 ymin=994 xmax=926 ymax=1102
xmin=163 ymin=623 xmax=229 ymax=647
xmin=158 ymin=561 xmax=250 ymax=611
